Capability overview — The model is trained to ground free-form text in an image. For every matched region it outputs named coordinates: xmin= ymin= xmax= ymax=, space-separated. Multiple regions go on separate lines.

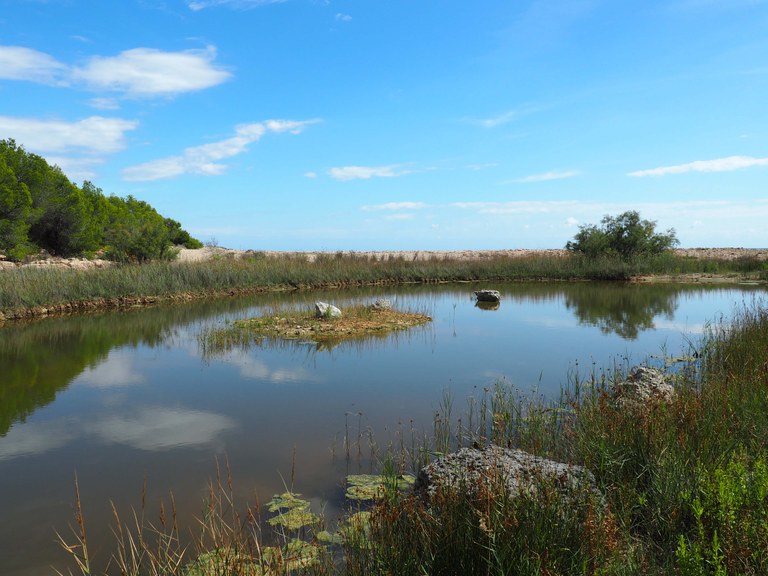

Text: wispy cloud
xmin=188 ymin=0 xmax=286 ymax=10
xmin=0 ymin=44 xmax=231 ymax=98
xmin=512 ymin=170 xmax=580 ymax=183
xmin=628 ymin=156 xmax=768 ymax=177
xmin=0 ymin=115 xmax=138 ymax=154
xmin=0 ymin=46 xmax=67 ymax=84
xmin=122 ymin=119 xmax=319 ymax=181
xmin=473 ymin=105 xmax=539 ymax=128
xmin=335 ymin=12 xmax=352 ymax=21
xmin=328 ymin=164 xmax=414 ymax=181
xmin=451 ymin=200 xmax=580 ymax=214
xmin=361 ymin=202 xmax=430 ymax=211
xmin=73 ymin=46 xmax=231 ymax=96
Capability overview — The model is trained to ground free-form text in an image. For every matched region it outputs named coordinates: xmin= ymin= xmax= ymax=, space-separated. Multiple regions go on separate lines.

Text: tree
xmin=0 ymin=157 xmax=33 ymax=260
xmin=566 ymin=211 xmax=679 ymax=260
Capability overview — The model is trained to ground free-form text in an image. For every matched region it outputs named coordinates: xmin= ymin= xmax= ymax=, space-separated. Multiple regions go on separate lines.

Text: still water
xmin=0 ymin=282 xmax=764 ymax=575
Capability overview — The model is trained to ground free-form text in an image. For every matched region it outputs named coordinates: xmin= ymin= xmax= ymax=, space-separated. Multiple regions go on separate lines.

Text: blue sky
xmin=1 ymin=0 xmax=767 ymax=250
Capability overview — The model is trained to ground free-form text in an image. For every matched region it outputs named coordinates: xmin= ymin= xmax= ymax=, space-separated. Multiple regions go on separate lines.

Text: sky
xmin=1 ymin=0 xmax=767 ymax=250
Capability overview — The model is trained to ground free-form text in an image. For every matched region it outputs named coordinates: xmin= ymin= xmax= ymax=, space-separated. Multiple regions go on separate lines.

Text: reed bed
xmin=56 ymin=299 xmax=768 ymax=575
xmin=2 ymin=252 xmax=766 ymax=317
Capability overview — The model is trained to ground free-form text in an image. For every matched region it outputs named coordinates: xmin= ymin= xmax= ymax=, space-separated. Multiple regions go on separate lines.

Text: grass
xmin=2 ymin=251 xmax=766 ymax=319
xmin=56 ymin=298 xmax=768 ymax=575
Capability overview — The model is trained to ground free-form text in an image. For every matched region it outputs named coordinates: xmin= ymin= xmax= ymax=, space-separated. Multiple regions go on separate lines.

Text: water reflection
xmin=563 ymin=283 xmax=678 ymax=340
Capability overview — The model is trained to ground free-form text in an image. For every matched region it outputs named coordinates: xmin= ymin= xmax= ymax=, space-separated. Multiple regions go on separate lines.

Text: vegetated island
xmin=201 ymin=301 xmax=432 ymax=353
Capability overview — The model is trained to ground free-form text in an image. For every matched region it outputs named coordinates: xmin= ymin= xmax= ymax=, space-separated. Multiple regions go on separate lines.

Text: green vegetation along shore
xmin=1 ymin=249 xmax=767 ymax=321
xmin=58 ymin=299 xmax=768 ymax=575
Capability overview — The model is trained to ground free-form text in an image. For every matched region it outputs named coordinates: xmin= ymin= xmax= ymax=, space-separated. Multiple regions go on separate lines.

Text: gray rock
xmin=370 ymin=298 xmax=392 ymax=311
xmin=473 ymin=289 xmax=501 ymax=303
xmin=314 ymin=301 xmax=342 ymax=319
xmin=415 ymin=445 xmax=600 ymax=504
xmin=614 ymin=366 xmax=675 ymax=406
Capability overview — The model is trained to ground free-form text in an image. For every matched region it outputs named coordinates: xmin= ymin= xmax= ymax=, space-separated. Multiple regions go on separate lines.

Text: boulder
xmin=370 ymin=298 xmax=392 ymax=311
xmin=613 ymin=366 xmax=675 ymax=407
xmin=314 ymin=301 xmax=342 ymax=319
xmin=415 ymin=445 xmax=600 ymax=504
xmin=473 ymin=289 xmax=501 ymax=303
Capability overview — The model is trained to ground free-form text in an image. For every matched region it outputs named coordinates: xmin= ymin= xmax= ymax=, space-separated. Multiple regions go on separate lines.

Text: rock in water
xmin=314 ymin=301 xmax=342 ymax=318
xmin=370 ymin=298 xmax=392 ymax=311
xmin=473 ymin=289 xmax=501 ymax=303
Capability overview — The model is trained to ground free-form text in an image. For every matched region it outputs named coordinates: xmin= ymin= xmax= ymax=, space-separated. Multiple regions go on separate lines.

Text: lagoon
xmin=0 ymin=281 xmax=764 ymax=575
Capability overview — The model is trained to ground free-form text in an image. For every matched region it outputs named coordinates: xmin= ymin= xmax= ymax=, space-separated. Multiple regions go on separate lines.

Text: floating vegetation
xmin=185 ymin=548 xmax=261 ymax=576
xmin=345 ymin=474 xmax=416 ymax=501
xmin=261 ymin=538 xmax=321 ymax=571
xmin=266 ymin=491 xmax=319 ymax=530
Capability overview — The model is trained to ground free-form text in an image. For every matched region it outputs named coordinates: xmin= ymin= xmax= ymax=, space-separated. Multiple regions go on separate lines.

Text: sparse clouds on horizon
xmin=328 ymin=164 xmax=415 ymax=181
xmin=187 ymin=0 xmax=286 ymax=10
xmin=122 ymin=119 xmax=320 ymax=181
xmin=628 ymin=155 xmax=768 ymax=177
xmin=512 ymin=170 xmax=580 ymax=183
xmin=361 ymin=202 xmax=430 ymax=211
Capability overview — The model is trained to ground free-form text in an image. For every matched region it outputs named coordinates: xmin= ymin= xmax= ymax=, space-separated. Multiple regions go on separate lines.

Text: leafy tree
xmin=0 ymin=156 xmax=34 ymax=260
xmin=103 ymin=196 xmax=175 ymax=262
xmin=165 ymin=217 xmax=203 ymax=248
xmin=566 ymin=211 xmax=679 ymax=260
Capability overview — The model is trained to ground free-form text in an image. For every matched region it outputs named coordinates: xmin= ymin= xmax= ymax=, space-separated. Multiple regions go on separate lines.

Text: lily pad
xmin=267 ymin=506 xmax=320 ymax=530
xmin=261 ymin=538 xmax=321 ymax=571
xmin=185 ymin=547 xmax=263 ymax=576
xmin=345 ymin=473 xmax=417 ymax=501
xmin=266 ymin=491 xmax=310 ymax=513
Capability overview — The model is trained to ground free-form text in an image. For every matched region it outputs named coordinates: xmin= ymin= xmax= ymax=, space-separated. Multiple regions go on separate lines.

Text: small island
xmin=201 ymin=301 xmax=432 ymax=353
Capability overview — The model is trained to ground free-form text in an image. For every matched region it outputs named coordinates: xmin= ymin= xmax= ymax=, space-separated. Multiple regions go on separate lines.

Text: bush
xmin=566 ymin=211 xmax=679 ymax=260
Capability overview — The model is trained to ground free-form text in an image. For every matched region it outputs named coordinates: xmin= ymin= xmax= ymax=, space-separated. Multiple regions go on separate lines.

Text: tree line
xmin=0 ymin=139 xmax=202 ymax=262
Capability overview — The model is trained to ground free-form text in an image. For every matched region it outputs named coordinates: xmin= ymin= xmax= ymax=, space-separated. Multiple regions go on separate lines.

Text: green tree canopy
xmin=565 ymin=211 xmax=679 ymax=260
xmin=0 ymin=139 xmax=201 ymax=262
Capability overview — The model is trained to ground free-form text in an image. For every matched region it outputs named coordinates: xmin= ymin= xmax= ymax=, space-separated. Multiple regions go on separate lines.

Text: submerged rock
xmin=473 ymin=289 xmax=501 ymax=303
xmin=415 ymin=445 xmax=600 ymax=504
xmin=314 ymin=301 xmax=342 ymax=318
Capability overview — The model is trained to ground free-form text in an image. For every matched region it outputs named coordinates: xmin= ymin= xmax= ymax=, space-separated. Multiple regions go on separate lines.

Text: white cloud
xmin=88 ymin=97 xmax=121 ymax=110
xmin=73 ymin=46 xmax=231 ymax=96
xmin=122 ymin=119 xmax=319 ymax=181
xmin=335 ymin=12 xmax=352 ymax=21
xmin=451 ymin=200 xmax=581 ymax=214
xmin=361 ymin=202 xmax=429 ymax=211
xmin=628 ymin=156 xmax=768 ymax=177
xmin=0 ymin=45 xmax=67 ymax=84
xmin=513 ymin=170 xmax=580 ymax=183
xmin=188 ymin=0 xmax=286 ymax=10
xmin=384 ymin=213 xmax=415 ymax=221
xmin=1 ymin=44 xmax=230 ymax=98
xmin=304 ymin=171 xmax=318 ymax=178
xmin=473 ymin=105 xmax=539 ymax=128
xmin=0 ymin=115 xmax=138 ymax=154
xmin=44 ymin=156 xmax=104 ymax=182
xmin=328 ymin=164 xmax=413 ymax=181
